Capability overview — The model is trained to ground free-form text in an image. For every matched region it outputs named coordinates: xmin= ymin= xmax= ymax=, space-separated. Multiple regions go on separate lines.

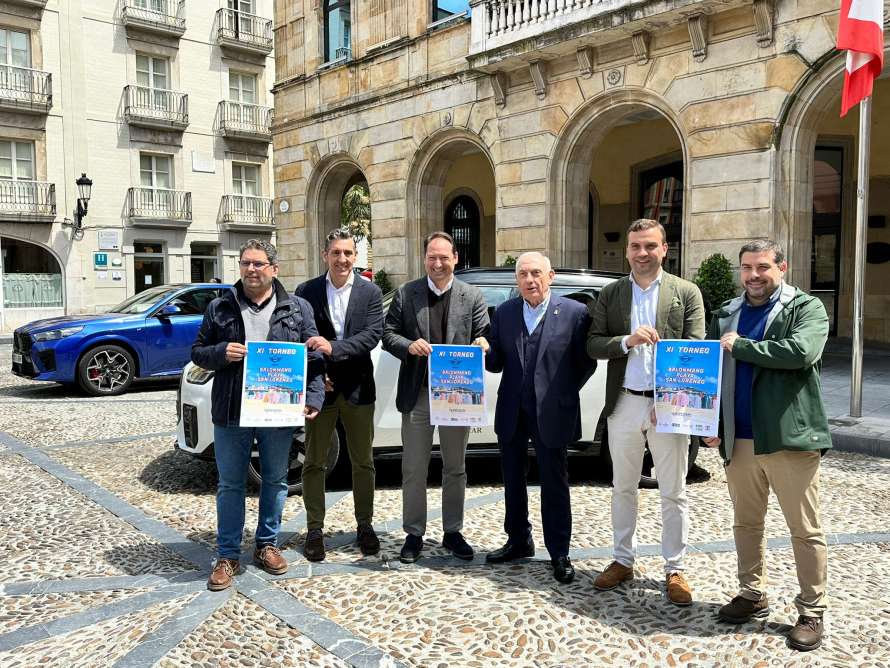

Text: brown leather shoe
xmin=303 ymin=528 xmax=326 ymax=562
xmin=666 ymin=572 xmax=693 ymax=606
xmin=253 ymin=545 xmax=288 ymax=575
xmin=207 ymin=558 xmax=238 ymax=591
xmin=356 ymin=524 xmax=380 ymax=556
xmin=718 ymin=595 xmax=770 ymax=624
xmin=788 ymin=615 xmax=823 ymax=651
xmin=593 ymin=561 xmax=634 ymax=591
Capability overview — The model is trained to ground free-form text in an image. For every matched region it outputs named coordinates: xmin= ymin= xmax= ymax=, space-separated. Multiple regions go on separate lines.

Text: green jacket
xmin=707 ymin=282 xmax=832 ymax=463
xmin=586 ymin=271 xmax=705 ymax=419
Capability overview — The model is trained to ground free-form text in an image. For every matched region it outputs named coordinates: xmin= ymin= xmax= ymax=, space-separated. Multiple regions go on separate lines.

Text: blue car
xmin=11 ymin=283 xmax=230 ymax=396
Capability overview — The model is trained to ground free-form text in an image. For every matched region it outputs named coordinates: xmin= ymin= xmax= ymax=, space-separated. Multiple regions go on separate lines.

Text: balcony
xmin=127 ymin=187 xmax=192 ymax=227
xmin=468 ymin=0 xmax=751 ymax=71
xmin=218 ymin=101 xmax=273 ymax=143
xmin=123 ymin=85 xmax=188 ymax=131
xmin=0 ymin=180 xmax=56 ymax=222
xmin=216 ymin=8 xmax=273 ymax=57
xmin=121 ymin=0 xmax=186 ymax=39
xmin=6 ymin=0 xmax=47 ymax=7
xmin=0 ymin=65 xmax=52 ymax=114
xmin=220 ymin=195 xmax=274 ymax=232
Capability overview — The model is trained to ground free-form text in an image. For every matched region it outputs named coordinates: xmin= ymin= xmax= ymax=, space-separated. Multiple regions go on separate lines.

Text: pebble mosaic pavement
xmin=0 ymin=344 xmax=889 ymax=667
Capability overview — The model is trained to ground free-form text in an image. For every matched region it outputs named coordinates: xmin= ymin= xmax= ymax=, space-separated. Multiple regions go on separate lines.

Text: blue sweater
xmin=734 ymin=300 xmax=773 ymax=439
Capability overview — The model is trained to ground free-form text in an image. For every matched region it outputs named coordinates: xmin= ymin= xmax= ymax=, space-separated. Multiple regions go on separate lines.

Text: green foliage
xmin=373 ymin=269 xmax=393 ymax=295
xmin=502 ymin=255 xmax=517 ymax=267
xmin=340 ymin=183 xmax=371 ymax=243
xmin=694 ymin=253 xmax=738 ymax=319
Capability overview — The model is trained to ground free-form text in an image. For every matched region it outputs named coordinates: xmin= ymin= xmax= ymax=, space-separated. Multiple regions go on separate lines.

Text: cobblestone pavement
xmin=1 ymin=344 xmax=889 ymax=667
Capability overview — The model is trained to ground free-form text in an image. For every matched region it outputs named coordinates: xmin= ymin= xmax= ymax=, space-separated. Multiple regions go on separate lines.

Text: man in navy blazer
xmin=479 ymin=252 xmax=595 ymax=583
xmin=294 ymin=229 xmax=384 ymax=562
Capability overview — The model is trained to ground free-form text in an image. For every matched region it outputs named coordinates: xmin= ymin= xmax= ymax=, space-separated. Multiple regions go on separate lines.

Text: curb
xmin=830 ymin=429 xmax=890 ymax=459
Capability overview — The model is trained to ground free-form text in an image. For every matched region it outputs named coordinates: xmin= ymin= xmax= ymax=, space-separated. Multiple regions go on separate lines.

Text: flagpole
xmin=850 ymin=95 xmax=871 ymax=418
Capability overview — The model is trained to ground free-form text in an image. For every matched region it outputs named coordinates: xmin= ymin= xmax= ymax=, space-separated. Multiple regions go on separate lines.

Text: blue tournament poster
xmin=428 ymin=344 xmax=486 ymax=427
xmin=653 ymin=339 xmax=723 ymax=437
xmin=240 ymin=341 xmax=307 ymax=427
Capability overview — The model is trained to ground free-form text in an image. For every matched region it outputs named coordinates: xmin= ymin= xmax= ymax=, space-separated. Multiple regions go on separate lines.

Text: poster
xmin=653 ymin=339 xmax=722 ymax=437
xmin=240 ymin=341 xmax=307 ymax=427
xmin=428 ymin=344 xmax=486 ymax=427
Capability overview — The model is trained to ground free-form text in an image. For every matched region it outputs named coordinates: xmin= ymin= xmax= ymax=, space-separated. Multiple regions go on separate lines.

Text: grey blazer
xmin=382 ymin=277 xmax=490 ymax=413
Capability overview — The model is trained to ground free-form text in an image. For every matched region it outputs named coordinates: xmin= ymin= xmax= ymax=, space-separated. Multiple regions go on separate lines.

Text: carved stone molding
xmin=687 ymin=14 xmax=708 ymax=62
xmin=576 ymin=46 xmax=594 ymax=79
xmin=491 ymin=71 xmax=508 ymax=107
xmin=753 ymin=0 xmax=774 ymax=48
xmin=631 ymin=31 xmax=650 ymax=65
xmin=529 ymin=60 xmax=547 ymax=100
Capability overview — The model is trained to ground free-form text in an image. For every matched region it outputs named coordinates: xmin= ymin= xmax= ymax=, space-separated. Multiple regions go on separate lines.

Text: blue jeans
xmin=214 ymin=425 xmax=294 ymax=560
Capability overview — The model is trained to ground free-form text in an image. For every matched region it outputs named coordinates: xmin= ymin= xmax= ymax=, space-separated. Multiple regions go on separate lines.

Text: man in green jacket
xmin=703 ymin=239 xmax=831 ymax=652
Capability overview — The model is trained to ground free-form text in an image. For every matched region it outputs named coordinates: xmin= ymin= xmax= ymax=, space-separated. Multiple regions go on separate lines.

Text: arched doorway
xmin=549 ymin=91 xmax=687 ymax=273
xmin=1 ymin=236 xmax=64 ymax=329
xmin=407 ymin=129 xmax=496 ymax=276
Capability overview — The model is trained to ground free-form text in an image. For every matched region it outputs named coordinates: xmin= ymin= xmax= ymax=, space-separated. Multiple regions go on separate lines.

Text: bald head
xmin=515 ymin=252 xmax=555 ymax=307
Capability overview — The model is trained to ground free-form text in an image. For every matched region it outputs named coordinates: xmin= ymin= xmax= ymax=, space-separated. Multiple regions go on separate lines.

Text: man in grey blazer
xmin=383 ymin=231 xmax=490 ymax=563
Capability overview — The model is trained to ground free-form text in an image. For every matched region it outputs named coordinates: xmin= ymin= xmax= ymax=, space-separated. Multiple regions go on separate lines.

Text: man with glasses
xmin=383 ymin=231 xmax=490 ymax=563
xmin=294 ymin=229 xmax=384 ymax=561
xmin=192 ymin=239 xmax=325 ymax=591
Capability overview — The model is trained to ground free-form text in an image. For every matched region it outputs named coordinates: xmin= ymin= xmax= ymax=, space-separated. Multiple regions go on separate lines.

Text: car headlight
xmin=186 ymin=366 xmax=215 ymax=384
xmin=32 ymin=326 xmax=84 ymax=342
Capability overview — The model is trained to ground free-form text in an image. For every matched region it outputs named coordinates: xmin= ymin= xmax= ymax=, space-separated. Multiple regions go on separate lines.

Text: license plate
xmin=12 ymin=353 xmax=22 ymax=364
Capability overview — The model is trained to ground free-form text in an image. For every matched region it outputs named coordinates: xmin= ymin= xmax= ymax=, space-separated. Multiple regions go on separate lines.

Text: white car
xmin=175 ymin=268 xmax=699 ymax=494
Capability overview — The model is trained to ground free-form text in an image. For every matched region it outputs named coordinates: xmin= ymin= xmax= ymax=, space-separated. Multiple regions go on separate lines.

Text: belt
xmin=623 ymin=388 xmax=654 ymax=398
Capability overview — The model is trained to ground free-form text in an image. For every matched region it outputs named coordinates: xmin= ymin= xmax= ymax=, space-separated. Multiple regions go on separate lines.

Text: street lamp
xmin=64 ymin=173 xmax=92 ymax=241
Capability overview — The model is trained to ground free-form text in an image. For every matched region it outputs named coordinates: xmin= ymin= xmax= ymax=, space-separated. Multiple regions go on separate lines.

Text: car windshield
xmin=108 ymin=286 xmax=179 ymax=314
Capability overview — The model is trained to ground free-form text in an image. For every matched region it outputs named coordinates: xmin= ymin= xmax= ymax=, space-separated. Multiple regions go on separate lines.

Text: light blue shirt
xmin=523 ymin=292 xmax=551 ymax=334
xmin=621 ymin=271 xmax=662 ymax=391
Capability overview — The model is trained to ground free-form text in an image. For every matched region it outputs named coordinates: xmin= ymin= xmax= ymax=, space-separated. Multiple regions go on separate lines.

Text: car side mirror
xmin=158 ymin=303 xmax=183 ymax=318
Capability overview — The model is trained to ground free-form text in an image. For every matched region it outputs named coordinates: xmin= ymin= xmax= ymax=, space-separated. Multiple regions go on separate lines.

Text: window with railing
xmin=0 ymin=140 xmax=54 ymax=215
xmin=123 ymin=0 xmax=186 ymax=29
xmin=218 ymin=7 xmax=273 ymax=48
xmin=325 ymin=0 xmax=351 ymax=62
xmin=219 ymin=100 xmax=272 ymax=135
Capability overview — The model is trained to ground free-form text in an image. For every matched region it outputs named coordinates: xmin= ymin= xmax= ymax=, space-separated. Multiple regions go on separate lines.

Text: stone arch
xmin=547 ymin=88 xmax=688 ymax=270
xmin=0 ymin=234 xmax=67 ymax=328
xmin=405 ymin=127 xmax=497 ymax=276
xmin=304 ymin=152 xmax=369 ymax=277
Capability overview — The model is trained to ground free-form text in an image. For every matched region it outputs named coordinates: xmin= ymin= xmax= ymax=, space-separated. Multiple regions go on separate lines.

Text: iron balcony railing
xmin=0 ymin=65 xmax=52 ymax=112
xmin=121 ymin=0 xmax=186 ymax=34
xmin=334 ymin=46 xmax=351 ymax=61
xmin=218 ymin=101 xmax=273 ymax=140
xmin=216 ymin=8 xmax=273 ymax=52
xmin=221 ymin=195 xmax=274 ymax=227
xmin=124 ymin=84 xmax=189 ymax=128
xmin=127 ymin=187 xmax=192 ymax=224
xmin=0 ymin=180 xmax=56 ymax=219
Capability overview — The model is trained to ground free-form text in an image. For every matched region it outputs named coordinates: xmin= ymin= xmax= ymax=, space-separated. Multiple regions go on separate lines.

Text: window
xmin=228 ymin=0 xmax=255 ymax=35
xmin=324 ymin=0 xmax=351 ymax=62
xmin=432 ymin=0 xmax=469 ymax=22
xmin=445 ymin=195 xmax=480 ymax=269
xmin=190 ymin=243 xmax=219 ymax=283
xmin=135 ymin=53 xmax=170 ymax=111
xmin=0 ymin=141 xmax=34 ymax=182
xmin=229 ymin=71 xmax=257 ymax=104
xmin=1 ymin=237 xmax=63 ymax=308
xmin=134 ymin=0 xmax=166 ymax=12
xmin=140 ymin=153 xmax=173 ymax=211
xmin=232 ymin=163 xmax=260 ymax=217
xmin=134 ymin=241 xmax=165 ymax=294
xmin=170 ymin=288 xmax=220 ymax=315
xmin=0 ymin=28 xmax=30 ymax=68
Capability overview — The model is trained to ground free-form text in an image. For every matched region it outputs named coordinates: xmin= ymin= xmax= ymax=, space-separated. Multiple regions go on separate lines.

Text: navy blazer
xmin=295 ymin=274 xmax=384 ymax=406
xmin=486 ymin=294 xmax=595 ymax=449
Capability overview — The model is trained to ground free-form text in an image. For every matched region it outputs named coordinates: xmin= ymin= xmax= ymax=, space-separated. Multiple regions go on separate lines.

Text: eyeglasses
xmin=239 ymin=260 xmax=272 ymax=269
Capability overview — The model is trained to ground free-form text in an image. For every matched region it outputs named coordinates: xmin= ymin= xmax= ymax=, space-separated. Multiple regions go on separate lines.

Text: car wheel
xmin=247 ymin=427 xmax=340 ymax=496
xmin=76 ymin=345 xmax=135 ymax=396
xmin=598 ymin=423 xmax=701 ymax=489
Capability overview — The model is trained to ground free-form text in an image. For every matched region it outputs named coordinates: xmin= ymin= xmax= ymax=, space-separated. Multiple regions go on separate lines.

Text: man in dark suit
xmin=479 ymin=252 xmax=594 ymax=583
xmin=295 ymin=229 xmax=384 ymax=561
xmin=382 ymin=231 xmax=490 ymax=563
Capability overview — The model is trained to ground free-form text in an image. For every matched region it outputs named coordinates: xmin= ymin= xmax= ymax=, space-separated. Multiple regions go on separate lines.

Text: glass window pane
xmin=434 ymin=0 xmax=469 ymax=21
xmin=0 ymin=141 xmax=11 ymax=160
xmin=0 ymin=158 xmax=12 ymax=179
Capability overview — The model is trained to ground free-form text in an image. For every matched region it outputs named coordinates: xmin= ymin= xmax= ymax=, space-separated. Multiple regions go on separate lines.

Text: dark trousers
xmin=500 ymin=409 xmax=572 ymax=559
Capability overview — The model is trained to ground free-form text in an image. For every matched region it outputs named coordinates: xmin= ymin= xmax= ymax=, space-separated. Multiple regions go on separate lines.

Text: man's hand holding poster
xmin=240 ymin=341 xmax=307 ymax=427
xmin=653 ymin=340 xmax=723 ymax=437
xmin=428 ymin=344 xmax=486 ymax=427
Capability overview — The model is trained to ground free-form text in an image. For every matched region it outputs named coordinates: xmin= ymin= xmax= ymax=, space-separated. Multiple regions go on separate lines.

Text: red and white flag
xmin=837 ymin=0 xmax=885 ymax=116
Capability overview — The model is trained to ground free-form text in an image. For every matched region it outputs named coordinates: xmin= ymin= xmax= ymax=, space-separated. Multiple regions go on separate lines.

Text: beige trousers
xmin=725 ymin=438 xmax=828 ymax=617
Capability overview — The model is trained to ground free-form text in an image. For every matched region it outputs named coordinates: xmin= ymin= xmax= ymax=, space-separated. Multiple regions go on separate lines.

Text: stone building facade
xmin=272 ymin=0 xmax=890 ymax=343
xmin=0 ymin=0 xmax=275 ymax=332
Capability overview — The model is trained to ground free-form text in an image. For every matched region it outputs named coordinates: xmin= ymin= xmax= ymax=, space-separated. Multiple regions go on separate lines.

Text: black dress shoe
xmin=552 ymin=556 xmax=575 ymax=583
xmin=399 ymin=534 xmax=423 ymax=563
xmin=442 ymin=532 xmax=474 ymax=560
xmin=486 ymin=539 xmax=535 ymax=564
xmin=356 ymin=524 xmax=380 ymax=556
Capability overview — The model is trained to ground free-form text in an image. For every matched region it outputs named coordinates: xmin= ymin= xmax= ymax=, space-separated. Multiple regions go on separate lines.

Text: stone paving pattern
xmin=1 ymin=344 xmax=890 ymax=667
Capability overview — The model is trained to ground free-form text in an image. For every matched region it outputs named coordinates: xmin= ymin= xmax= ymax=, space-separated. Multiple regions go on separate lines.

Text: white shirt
xmin=427 ymin=275 xmax=454 ymax=297
xmin=522 ymin=291 xmax=551 ymax=334
xmin=621 ymin=271 xmax=662 ymax=391
xmin=325 ymin=271 xmax=354 ymax=340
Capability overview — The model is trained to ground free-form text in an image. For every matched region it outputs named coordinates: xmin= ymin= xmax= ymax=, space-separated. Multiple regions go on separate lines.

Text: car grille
xmin=13 ymin=331 xmax=32 ymax=355
xmin=182 ymin=404 xmax=199 ymax=448
xmin=12 ymin=330 xmax=36 ymax=377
